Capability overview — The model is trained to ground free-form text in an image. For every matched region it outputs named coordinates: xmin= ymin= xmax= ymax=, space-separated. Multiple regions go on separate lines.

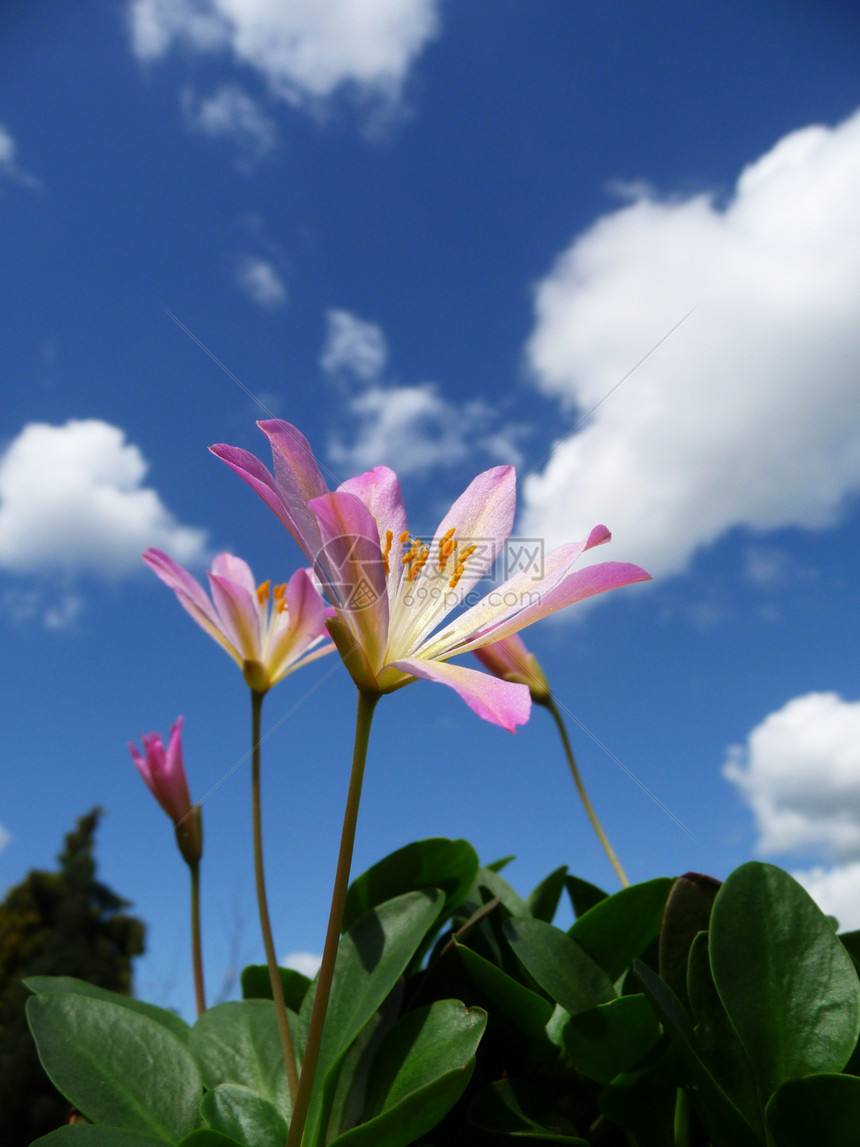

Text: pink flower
xmin=130 ymin=717 xmax=201 ymax=863
xmin=211 ymin=421 xmax=651 ymax=731
xmin=143 ymin=550 xmax=335 ymax=694
xmin=474 ymin=634 xmax=551 ymax=702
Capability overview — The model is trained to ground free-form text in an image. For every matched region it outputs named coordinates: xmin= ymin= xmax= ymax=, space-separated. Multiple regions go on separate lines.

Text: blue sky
xmin=3 ymin=0 xmax=860 ymax=1015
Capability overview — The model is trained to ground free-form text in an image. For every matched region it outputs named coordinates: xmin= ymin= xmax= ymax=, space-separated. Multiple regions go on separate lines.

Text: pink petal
xmin=209 ymin=443 xmax=306 ymax=548
xmin=210 ymin=553 xmax=257 ymax=596
xmin=465 ymin=560 xmax=652 ymax=650
xmin=338 ymin=467 xmax=408 ymax=553
xmin=266 ymin=567 xmax=333 ymax=683
xmin=143 ymin=549 xmax=232 ymax=652
xmin=473 ymin=633 xmax=533 ymax=679
xmin=310 ymin=490 xmax=390 ymax=675
xmin=387 ymin=656 xmax=531 ymax=732
xmin=430 ymin=466 xmax=517 ymax=599
xmin=257 ymin=420 xmax=332 ymax=560
xmin=207 ymin=571 xmax=262 ymax=663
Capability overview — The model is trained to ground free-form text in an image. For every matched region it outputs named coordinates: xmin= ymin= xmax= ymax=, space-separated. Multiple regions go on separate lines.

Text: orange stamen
xmin=256 ymin=580 xmax=271 ymax=605
xmin=382 ymin=529 xmax=393 ymax=575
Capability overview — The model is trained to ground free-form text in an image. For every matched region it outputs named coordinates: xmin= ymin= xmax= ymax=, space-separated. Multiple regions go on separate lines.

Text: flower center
xmin=385 ymin=527 xmax=477 ymax=591
xmin=256 ymin=580 xmax=288 ymax=613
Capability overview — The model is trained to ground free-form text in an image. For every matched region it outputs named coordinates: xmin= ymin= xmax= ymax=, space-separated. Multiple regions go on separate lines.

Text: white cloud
xmin=321 ymin=310 xmax=524 ymax=477
xmin=792 ymin=862 xmax=860 ymax=932
xmin=0 ymin=122 xmax=41 ymax=189
xmin=724 ymin=692 xmax=860 ymax=861
xmin=521 ymin=109 xmax=860 ymax=578
xmin=2 ymin=587 xmax=84 ymax=630
xmin=236 ymin=256 xmax=287 ymax=307
xmin=0 ymin=420 xmax=208 ymax=576
xmin=0 ymin=822 xmax=11 ymax=854
xmin=128 ymin=0 xmax=440 ymax=111
xmin=181 ymin=84 xmax=278 ymax=164
xmin=282 ymin=950 xmax=321 ymax=978
xmin=320 ymin=309 xmax=387 ymax=381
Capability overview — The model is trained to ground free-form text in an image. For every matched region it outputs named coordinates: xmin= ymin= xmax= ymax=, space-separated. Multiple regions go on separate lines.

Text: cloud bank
xmin=522 ymin=109 xmax=860 ymax=577
xmin=0 ymin=420 xmax=208 ymax=577
xmin=724 ymin=691 xmax=860 ymax=928
xmin=128 ymin=0 xmax=440 ymax=111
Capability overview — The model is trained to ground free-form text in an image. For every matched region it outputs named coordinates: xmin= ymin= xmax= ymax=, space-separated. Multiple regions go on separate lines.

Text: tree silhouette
xmin=0 ymin=808 xmax=146 ymax=1145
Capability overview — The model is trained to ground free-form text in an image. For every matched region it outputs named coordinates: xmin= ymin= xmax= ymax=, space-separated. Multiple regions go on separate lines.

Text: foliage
xmin=0 ymin=809 xmax=145 ymax=1146
xmin=24 ymin=836 xmax=860 ymax=1145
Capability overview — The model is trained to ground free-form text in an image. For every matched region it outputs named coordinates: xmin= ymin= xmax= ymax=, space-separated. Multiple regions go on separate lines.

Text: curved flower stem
xmin=286 ymin=688 xmax=380 ymax=1147
xmin=539 ymin=695 xmax=630 ymax=888
xmin=251 ymin=689 xmax=300 ymax=1105
xmin=189 ymin=857 xmax=206 ymax=1016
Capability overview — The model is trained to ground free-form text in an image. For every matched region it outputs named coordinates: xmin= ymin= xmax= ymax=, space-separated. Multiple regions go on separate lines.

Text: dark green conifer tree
xmin=0 ymin=809 xmax=146 ymax=1145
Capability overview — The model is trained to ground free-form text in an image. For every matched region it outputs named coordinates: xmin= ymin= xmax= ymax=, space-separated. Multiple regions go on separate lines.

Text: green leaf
xmin=633 ymin=960 xmax=761 ymax=1147
xmin=200 ymin=1083 xmax=288 ymax=1147
xmin=25 ymin=975 xmax=191 ymax=1044
xmin=189 ymin=1001 xmax=292 ymax=1116
xmin=454 ymin=938 xmax=554 ymax=1039
xmin=299 ymin=889 xmax=444 ymax=1147
xmin=176 ymin=1135 xmax=242 ymax=1147
xmin=240 ymin=964 xmax=311 ymax=1013
xmin=765 ymin=1073 xmax=860 ymax=1145
xmin=564 ymin=874 xmax=608 ymax=918
xmin=32 ymin=1130 xmax=174 ymax=1147
xmin=686 ymin=931 xmax=761 ymax=1132
xmin=458 ymin=867 xmax=529 ymax=920
xmin=526 ymin=865 xmax=568 ymax=923
xmin=505 ymin=917 xmax=615 ymax=1016
xmin=484 ymin=854 xmax=515 ymax=873
xmin=469 ymin=1079 xmax=588 ymax=1143
xmin=657 ymin=873 xmax=721 ymax=1005
xmin=562 ymin=994 xmax=661 ymax=1084
xmin=568 ymin=877 xmax=674 ymax=981
xmin=342 ymin=838 xmax=478 ymax=933
xmin=27 ymin=993 xmax=202 ymax=1142
xmin=328 ymin=1000 xmax=486 ymax=1147
xmin=598 ymin=1042 xmax=677 ymax=1147
xmin=709 ymin=862 xmax=860 ymax=1098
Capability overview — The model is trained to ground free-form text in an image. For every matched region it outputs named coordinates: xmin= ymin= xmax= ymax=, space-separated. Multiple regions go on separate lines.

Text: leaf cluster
xmin=24 ymin=840 xmax=860 ymax=1146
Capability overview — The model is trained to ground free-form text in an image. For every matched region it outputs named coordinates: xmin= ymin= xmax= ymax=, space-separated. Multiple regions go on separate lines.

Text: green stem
xmin=189 ymin=858 xmax=206 ymax=1016
xmin=251 ymin=689 xmax=300 ymax=1105
xmin=540 ymin=695 xmax=630 ymax=888
xmin=286 ymin=689 xmax=380 ymax=1147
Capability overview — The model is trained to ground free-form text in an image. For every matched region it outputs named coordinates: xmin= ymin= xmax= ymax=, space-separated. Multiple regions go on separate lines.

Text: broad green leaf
xmin=458 ymin=867 xmax=528 ymax=920
xmin=27 ymin=993 xmax=202 ymax=1141
xmin=563 ymin=994 xmax=660 ymax=1084
xmin=505 ymin=917 xmax=615 ymax=1016
xmin=25 ymin=975 xmax=190 ymax=1044
xmin=765 ymin=1073 xmax=860 ymax=1145
xmin=454 ymin=938 xmax=554 ymax=1038
xmin=299 ymin=889 xmax=444 ymax=1147
xmin=343 ymin=838 xmax=478 ymax=932
xmin=469 ymin=1079 xmax=588 ymax=1143
xmin=709 ymin=862 xmax=860 ymax=1098
xmin=633 ymin=960 xmax=760 ymax=1147
xmin=190 ymin=1001 xmax=292 ymax=1116
xmin=526 ymin=865 xmax=568 ymax=923
xmin=200 ymin=1083 xmax=288 ymax=1147
xmin=657 ymin=873 xmax=720 ymax=1005
xmin=176 ymin=1135 xmax=241 ymax=1147
xmin=240 ymin=964 xmax=311 ymax=1013
xmin=32 ymin=1130 xmax=173 ymax=1147
xmin=568 ymin=878 xmax=674 ymax=981
xmin=328 ymin=1000 xmax=486 ymax=1147
xmin=565 ymin=874 xmax=608 ymax=918
xmin=686 ymin=931 xmax=761 ymax=1132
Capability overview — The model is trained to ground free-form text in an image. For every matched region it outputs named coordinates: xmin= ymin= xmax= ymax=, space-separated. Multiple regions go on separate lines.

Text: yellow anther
xmin=448 ymin=545 xmax=477 ymax=590
xmin=382 ymin=530 xmax=394 ymax=575
xmin=402 ymin=537 xmax=422 ymax=565
xmin=408 ymin=546 xmax=430 ymax=583
xmin=399 ymin=530 xmax=410 ymax=545
xmin=437 ymin=527 xmax=457 ymax=571
xmin=276 ymin=597 xmax=289 ymax=614
xmin=256 ymin=580 xmax=271 ymax=605
xmin=273 ymin=583 xmax=286 ymax=600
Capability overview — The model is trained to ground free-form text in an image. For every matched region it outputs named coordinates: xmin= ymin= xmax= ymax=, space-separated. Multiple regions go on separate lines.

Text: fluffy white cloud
xmin=724 ymin=692 xmax=860 ymax=860
xmin=128 ymin=0 xmax=440 ymax=109
xmin=181 ymin=84 xmax=278 ymax=164
xmin=320 ymin=308 xmax=387 ymax=381
xmin=321 ymin=309 xmax=523 ymax=477
xmin=0 ymin=420 xmax=208 ymax=576
xmin=236 ymin=256 xmax=287 ymax=307
xmin=0 ymin=122 xmax=41 ymax=189
xmin=792 ymin=862 xmax=860 ymax=932
xmin=522 ymin=109 xmax=860 ymax=577
xmin=282 ymin=950 xmax=321 ymax=978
